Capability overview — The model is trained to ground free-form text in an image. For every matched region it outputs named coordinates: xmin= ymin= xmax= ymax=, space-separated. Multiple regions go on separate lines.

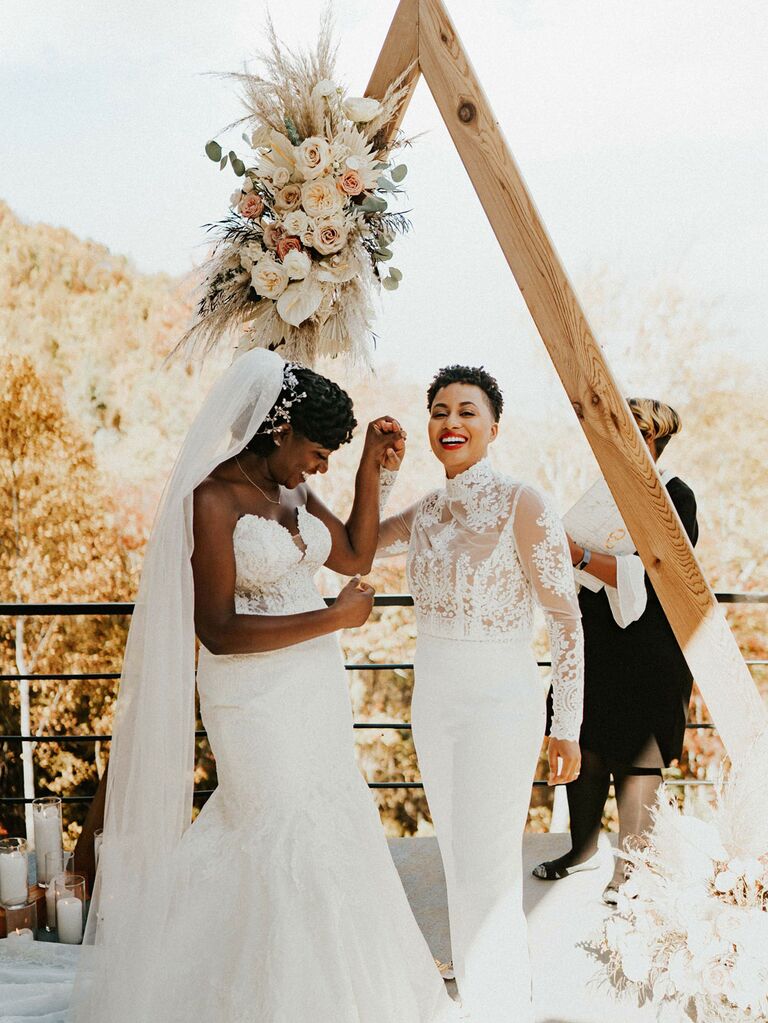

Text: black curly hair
xmin=246 ymin=365 xmax=356 ymax=455
xmin=427 ymin=365 xmax=504 ymax=421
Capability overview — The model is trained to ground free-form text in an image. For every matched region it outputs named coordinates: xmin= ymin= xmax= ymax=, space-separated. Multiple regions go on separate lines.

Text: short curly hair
xmin=427 ymin=365 xmax=504 ymax=421
xmin=246 ymin=366 xmax=356 ymax=455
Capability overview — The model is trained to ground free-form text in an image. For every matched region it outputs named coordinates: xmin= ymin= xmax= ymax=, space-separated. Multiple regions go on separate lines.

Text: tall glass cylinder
xmin=32 ymin=797 xmax=63 ymax=886
xmin=5 ymin=900 xmax=37 ymax=942
xmin=54 ymin=873 xmax=86 ymax=944
xmin=45 ymin=851 xmax=74 ymax=932
xmin=0 ymin=838 xmax=29 ymax=908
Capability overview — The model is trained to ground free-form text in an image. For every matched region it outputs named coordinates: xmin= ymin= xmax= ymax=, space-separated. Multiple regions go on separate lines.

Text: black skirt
xmin=552 ymin=477 xmax=699 ymax=768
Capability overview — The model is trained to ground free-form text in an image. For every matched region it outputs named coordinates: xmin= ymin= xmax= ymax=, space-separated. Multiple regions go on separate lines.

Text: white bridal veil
xmin=71 ymin=348 xmax=286 ymax=1021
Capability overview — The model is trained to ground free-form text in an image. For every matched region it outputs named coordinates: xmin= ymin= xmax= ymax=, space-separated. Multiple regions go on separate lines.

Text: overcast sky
xmin=2 ymin=0 xmax=766 ymax=411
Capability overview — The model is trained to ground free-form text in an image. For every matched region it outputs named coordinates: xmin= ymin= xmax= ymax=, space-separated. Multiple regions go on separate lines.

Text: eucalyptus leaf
xmin=376 ymin=175 xmax=397 ymax=192
xmin=205 ymin=140 xmax=223 ymax=162
xmin=381 ymin=276 xmax=399 ymax=291
xmin=232 ymin=158 xmax=246 ymax=177
xmin=242 ymin=132 xmax=251 ymax=145
xmin=391 ymin=164 xmax=408 ymax=183
xmin=373 ymin=161 xmax=389 ymax=170
xmin=362 ymin=196 xmax=388 ymax=213
xmin=374 ymin=247 xmax=393 ymax=260
xmin=219 ymin=156 xmax=228 ymax=170
xmin=389 ymin=267 xmax=403 ymax=281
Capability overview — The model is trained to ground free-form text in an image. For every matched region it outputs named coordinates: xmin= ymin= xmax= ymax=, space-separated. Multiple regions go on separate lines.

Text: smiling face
xmin=266 ymin=428 xmax=333 ymax=490
xmin=428 ymin=382 xmax=499 ymax=478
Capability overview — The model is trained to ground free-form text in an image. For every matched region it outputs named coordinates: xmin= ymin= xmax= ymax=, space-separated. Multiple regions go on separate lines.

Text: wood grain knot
xmin=441 ymin=32 xmax=449 ymax=44
xmin=458 ymin=102 xmax=476 ymax=124
xmin=572 ymin=401 xmax=584 ymax=420
xmin=591 ymin=393 xmax=601 ymax=406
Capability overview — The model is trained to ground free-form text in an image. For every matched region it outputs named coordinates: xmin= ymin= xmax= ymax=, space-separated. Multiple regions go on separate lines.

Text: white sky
xmin=1 ymin=0 xmax=766 ymax=411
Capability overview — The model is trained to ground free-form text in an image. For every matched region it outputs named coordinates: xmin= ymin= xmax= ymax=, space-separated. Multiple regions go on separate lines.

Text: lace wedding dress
xmin=128 ymin=506 xmax=457 ymax=1023
xmin=379 ymin=459 xmax=584 ymax=1023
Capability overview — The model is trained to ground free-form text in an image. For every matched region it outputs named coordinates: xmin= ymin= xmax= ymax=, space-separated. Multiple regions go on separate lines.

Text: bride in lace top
xmin=378 ymin=365 xmax=584 ymax=1023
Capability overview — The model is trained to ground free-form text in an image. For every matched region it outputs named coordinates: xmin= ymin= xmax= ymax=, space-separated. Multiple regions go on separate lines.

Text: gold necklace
xmin=235 ymin=455 xmax=281 ymax=505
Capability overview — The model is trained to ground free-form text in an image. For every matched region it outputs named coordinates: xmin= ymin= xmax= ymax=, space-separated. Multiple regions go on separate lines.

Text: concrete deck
xmin=389 ymin=833 xmax=655 ymax=1023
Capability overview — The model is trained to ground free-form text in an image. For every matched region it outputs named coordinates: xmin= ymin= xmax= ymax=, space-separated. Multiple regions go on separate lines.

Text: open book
xmin=562 ymin=470 xmax=674 ymax=592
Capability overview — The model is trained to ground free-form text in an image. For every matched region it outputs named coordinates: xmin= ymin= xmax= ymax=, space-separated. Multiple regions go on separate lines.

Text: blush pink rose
xmin=239 ymin=193 xmax=264 ymax=219
xmin=338 ymin=169 xmax=364 ymax=196
xmin=276 ymin=236 xmax=303 ymax=261
xmin=262 ymin=222 xmax=286 ymax=250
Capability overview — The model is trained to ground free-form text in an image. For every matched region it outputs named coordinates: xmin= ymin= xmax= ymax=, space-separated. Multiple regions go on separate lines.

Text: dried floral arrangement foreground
xmin=178 ymin=18 xmax=413 ymax=366
xmin=588 ymin=728 xmax=768 ymax=1022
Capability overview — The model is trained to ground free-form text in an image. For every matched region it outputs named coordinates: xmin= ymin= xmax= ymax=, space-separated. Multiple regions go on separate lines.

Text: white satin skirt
xmin=413 ymin=633 xmax=547 ymax=1023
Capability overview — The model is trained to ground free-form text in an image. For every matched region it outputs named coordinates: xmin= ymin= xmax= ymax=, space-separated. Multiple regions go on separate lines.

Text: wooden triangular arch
xmin=366 ymin=0 xmax=766 ymax=762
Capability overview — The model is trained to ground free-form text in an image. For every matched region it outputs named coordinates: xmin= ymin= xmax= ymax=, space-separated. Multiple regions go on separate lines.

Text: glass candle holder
xmin=54 ymin=873 xmax=86 ymax=944
xmin=33 ymin=797 xmax=63 ymax=886
xmin=44 ymin=852 xmax=74 ymax=932
xmin=5 ymin=899 xmax=38 ymax=942
xmin=0 ymin=838 xmax=29 ymax=908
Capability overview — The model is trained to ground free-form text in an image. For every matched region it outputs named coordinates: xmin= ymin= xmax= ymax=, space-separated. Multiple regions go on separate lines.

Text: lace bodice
xmin=378 ymin=460 xmax=584 ymax=741
xmin=232 ymin=504 xmax=331 ymax=616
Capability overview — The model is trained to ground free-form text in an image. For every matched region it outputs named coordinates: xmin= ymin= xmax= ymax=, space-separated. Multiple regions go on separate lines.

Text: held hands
xmin=332 ymin=576 xmax=376 ymax=629
xmin=547 ymin=737 xmax=581 ymax=785
xmin=362 ymin=416 xmax=407 ymax=471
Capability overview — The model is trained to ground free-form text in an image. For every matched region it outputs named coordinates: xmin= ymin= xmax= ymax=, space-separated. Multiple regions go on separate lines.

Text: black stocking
xmin=547 ymin=749 xmax=611 ymax=871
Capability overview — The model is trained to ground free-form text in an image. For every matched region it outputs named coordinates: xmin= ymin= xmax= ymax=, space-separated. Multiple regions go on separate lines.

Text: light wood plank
xmin=365 ymin=0 xmax=421 ymax=146
xmin=417 ymin=0 xmax=765 ymax=760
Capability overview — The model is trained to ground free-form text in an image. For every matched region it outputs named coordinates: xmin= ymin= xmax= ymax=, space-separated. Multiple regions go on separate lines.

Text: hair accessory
xmin=256 ymin=363 xmax=307 ymax=436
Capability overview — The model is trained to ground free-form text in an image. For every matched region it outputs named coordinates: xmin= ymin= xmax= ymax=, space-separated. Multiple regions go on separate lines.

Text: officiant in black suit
xmin=534 ymin=398 xmax=698 ymax=904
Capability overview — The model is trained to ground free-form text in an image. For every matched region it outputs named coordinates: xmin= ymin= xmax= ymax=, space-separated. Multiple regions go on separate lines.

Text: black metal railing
xmin=1 ymin=594 xmax=766 ymax=807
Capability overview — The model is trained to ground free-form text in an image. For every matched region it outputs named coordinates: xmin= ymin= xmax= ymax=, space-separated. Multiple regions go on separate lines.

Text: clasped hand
xmin=363 ymin=416 xmax=406 ymax=471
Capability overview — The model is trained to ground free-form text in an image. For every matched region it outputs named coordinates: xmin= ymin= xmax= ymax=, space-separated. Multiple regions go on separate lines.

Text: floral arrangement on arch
xmin=178 ymin=19 xmax=412 ymax=365
xmin=587 ymin=730 xmax=768 ymax=1022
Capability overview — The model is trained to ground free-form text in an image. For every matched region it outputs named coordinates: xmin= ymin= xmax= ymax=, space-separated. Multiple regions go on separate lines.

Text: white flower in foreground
xmin=301 ymin=177 xmax=342 ymax=220
xmin=342 ymin=96 xmax=382 ymax=123
xmin=714 ymin=869 xmax=738 ymax=893
xmin=276 ymin=277 xmax=323 ymax=326
xmin=312 ymin=79 xmax=337 ymax=99
xmin=295 ymin=136 xmax=332 ymax=180
xmin=281 ymin=249 xmax=311 ymax=281
xmin=282 ymin=210 xmax=310 ymax=237
xmin=251 ymin=256 xmax=289 ymax=299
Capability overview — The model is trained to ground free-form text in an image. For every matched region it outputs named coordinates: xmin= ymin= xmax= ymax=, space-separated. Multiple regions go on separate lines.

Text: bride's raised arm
xmin=510 ymin=484 xmax=585 ymax=756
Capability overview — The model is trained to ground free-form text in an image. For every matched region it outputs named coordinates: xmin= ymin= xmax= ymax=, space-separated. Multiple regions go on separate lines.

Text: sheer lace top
xmin=378 ymin=459 xmax=584 ymax=741
xmin=232 ymin=504 xmax=332 ymax=616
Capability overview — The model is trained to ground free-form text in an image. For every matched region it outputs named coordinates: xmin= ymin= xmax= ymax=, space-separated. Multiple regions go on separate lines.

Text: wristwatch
xmin=576 ymin=548 xmax=592 ymax=572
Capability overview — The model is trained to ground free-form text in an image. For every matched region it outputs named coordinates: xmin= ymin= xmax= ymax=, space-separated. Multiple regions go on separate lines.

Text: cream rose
xmin=271 ymin=166 xmax=290 ymax=189
xmin=251 ymin=255 xmax=289 ymax=299
xmin=282 ymin=210 xmax=310 ymax=236
xmin=338 ymin=169 xmax=364 ymax=196
xmin=281 ymin=249 xmax=312 ymax=281
xmin=273 ymin=183 xmax=302 ymax=213
xmin=312 ymin=215 xmax=348 ymax=256
xmin=239 ymin=193 xmax=264 ymax=220
xmin=300 ymin=177 xmax=342 ymax=220
xmin=295 ymin=136 xmax=332 ymax=180
xmin=342 ymin=96 xmax=382 ymax=123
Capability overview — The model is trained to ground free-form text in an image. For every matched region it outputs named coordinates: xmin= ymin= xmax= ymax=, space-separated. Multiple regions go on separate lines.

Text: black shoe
xmin=531 ymin=849 xmax=601 ymax=880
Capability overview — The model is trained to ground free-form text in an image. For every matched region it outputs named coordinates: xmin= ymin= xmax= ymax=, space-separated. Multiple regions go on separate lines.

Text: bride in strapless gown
xmin=71 ymin=352 xmax=457 ymax=1023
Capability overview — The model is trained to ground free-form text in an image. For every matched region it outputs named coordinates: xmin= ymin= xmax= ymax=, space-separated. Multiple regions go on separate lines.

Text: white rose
xmin=701 ymin=959 xmax=731 ymax=999
xmin=300 ymin=177 xmax=342 ymax=220
xmin=239 ymin=241 xmax=266 ymax=271
xmin=251 ymin=256 xmax=289 ymax=300
xmin=271 ymin=166 xmax=290 ymax=188
xmin=315 ymin=249 xmax=362 ymax=284
xmin=295 ymin=136 xmax=332 ymax=180
xmin=281 ymin=249 xmax=312 ymax=281
xmin=282 ymin=210 xmax=310 ymax=237
xmin=342 ymin=96 xmax=382 ymax=123
xmin=276 ymin=278 xmax=324 ymax=327
xmin=312 ymin=215 xmax=348 ymax=256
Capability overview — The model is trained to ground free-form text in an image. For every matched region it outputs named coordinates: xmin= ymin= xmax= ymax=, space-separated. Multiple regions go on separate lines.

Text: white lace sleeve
xmin=376 ymin=476 xmax=420 ymax=559
xmin=511 ymin=485 xmax=584 ymax=741
xmin=379 ymin=468 xmax=399 ymax=515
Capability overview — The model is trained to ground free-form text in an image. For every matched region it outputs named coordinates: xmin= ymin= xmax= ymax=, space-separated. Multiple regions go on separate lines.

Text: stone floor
xmin=390 ymin=832 xmax=656 ymax=1023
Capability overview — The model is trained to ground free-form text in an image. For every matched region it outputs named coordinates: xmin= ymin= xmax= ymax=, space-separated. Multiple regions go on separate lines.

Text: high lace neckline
xmin=445 ymin=457 xmax=496 ymax=500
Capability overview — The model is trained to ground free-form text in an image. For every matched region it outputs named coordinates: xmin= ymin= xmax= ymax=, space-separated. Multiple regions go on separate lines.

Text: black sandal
xmin=531 ymin=850 xmax=601 ymax=880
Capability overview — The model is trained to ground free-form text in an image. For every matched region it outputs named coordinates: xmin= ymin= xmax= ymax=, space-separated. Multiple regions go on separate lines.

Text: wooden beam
xmin=417 ymin=0 xmax=765 ymax=760
xmin=365 ymin=0 xmax=420 ymax=146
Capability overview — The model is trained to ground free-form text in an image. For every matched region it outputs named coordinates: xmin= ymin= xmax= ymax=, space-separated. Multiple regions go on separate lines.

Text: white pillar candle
xmin=33 ymin=809 xmax=62 ymax=884
xmin=5 ymin=927 xmax=34 ymax=946
xmin=0 ymin=852 xmax=28 ymax=906
xmin=56 ymin=897 xmax=83 ymax=944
